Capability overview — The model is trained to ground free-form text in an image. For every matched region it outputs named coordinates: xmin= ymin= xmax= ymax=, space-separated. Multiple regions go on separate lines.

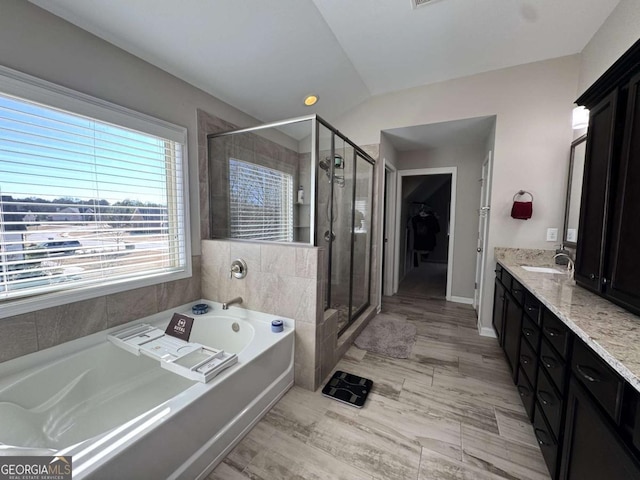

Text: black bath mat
xmin=321 ymin=370 xmax=373 ymax=408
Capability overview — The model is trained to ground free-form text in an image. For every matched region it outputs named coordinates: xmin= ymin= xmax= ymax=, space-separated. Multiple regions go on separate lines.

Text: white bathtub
xmin=0 ymin=300 xmax=294 ymax=479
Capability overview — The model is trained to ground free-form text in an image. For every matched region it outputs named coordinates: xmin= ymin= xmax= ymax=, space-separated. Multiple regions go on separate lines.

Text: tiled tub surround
xmin=202 ymin=239 xmax=377 ymax=391
xmin=0 ymin=255 xmax=201 ymax=364
xmin=495 ymin=247 xmax=640 ymax=393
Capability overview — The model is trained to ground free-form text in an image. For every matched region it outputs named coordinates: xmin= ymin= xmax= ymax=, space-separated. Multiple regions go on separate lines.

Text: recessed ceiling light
xmin=304 ymin=94 xmax=318 ymax=107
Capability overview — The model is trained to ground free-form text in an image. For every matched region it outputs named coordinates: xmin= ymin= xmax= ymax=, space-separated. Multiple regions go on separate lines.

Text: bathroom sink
xmin=521 ymin=266 xmax=565 ymax=274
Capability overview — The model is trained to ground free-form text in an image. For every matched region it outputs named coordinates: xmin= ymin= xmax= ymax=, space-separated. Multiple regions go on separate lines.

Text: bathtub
xmin=0 ymin=300 xmax=294 ymax=479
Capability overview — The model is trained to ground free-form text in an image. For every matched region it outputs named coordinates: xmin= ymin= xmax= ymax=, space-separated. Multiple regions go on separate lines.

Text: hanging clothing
xmin=412 ymin=212 xmax=440 ymax=251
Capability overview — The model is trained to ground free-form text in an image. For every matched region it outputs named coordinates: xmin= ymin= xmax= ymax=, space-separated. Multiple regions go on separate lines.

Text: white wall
xmin=0 ymin=0 xmax=295 ymax=256
xmin=399 ymin=144 xmax=485 ymax=299
xmin=578 ymin=0 xmax=640 ymax=95
xmin=334 ymin=56 xmax=581 ymax=330
xmin=380 ymin=132 xmax=399 ymax=169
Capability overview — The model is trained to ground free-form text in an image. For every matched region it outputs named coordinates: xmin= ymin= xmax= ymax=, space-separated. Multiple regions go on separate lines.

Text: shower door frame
xmin=207 ymin=114 xmax=318 ymax=245
xmin=207 ymin=114 xmax=375 ymax=335
xmin=314 ymin=116 xmax=376 ymax=336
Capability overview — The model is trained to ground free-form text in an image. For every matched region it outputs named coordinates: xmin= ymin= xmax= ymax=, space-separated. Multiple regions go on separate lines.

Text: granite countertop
xmin=495 ymin=247 xmax=640 ymax=394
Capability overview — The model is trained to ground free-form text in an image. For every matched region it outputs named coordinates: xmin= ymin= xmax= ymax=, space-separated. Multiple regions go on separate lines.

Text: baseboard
xmin=479 ymin=326 xmax=497 ymax=338
xmin=449 ymin=296 xmax=474 ymax=305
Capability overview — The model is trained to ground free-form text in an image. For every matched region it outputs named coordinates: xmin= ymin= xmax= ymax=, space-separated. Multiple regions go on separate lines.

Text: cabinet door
xmin=560 ymin=379 xmax=640 ymax=480
xmin=503 ymin=292 xmax=523 ymax=381
xmin=493 ymin=278 xmax=506 ymax=344
xmin=605 ymin=72 xmax=640 ymax=314
xmin=575 ymin=90 xmax=618 ymax=292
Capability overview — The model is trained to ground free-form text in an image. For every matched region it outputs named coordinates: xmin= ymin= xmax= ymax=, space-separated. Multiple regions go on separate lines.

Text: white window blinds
xmin=228 ymin=158 xmax=293 ymax=242
xmin=0 ymin=91 xmax=187 ymax=301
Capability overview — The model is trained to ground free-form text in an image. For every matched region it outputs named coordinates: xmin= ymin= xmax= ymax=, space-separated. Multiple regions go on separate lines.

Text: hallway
xmin=397 ymin=262 xmax=448 ymax=300
xmin=209 ymin=295 xmax=549 ymax=480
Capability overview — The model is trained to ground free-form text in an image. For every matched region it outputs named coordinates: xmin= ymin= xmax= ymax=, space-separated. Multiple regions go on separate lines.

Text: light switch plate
xmin=546 ymin=228 xmax=558 ymax=242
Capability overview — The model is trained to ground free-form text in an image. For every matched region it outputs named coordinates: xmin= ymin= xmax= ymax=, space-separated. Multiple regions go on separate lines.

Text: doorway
xmin=474 ymin=151 xmax=493 ymax=317
xmin=395 ymin=167 xmax=457 ymax=301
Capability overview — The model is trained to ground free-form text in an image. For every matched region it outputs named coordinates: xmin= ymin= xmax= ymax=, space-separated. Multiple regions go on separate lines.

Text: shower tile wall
xmin=201 ymin=239 xmax=330 ymax=390
xmin=207 ymin=128 xmax=302 ymax=241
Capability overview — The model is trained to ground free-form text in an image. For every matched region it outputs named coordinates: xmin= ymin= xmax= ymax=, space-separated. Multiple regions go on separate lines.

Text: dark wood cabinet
xmin=575 ymin=39 xmax=640 ymax=314
xmin=492 ymin=278 xmax=506 ymax=345
xmin=493 ymin=265 xmax=640 ymax=480
xmin=605 ymin=70 xmax=640 ymax=312
xmin=574 ymin=90 xmax=618 ymax=292
xmin=503 ymin=292 xmax=523 ymax=381
xmin=560 ymin=379 xmax=640 ymax=480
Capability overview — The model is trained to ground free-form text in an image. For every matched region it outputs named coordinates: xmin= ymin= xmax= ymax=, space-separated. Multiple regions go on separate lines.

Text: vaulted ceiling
xmin=30 ymin=0 xmax=620 ymax=125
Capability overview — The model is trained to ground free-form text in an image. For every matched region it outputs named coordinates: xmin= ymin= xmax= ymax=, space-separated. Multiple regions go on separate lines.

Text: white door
xmin=474 ymin=152 xmax=492 ymax=314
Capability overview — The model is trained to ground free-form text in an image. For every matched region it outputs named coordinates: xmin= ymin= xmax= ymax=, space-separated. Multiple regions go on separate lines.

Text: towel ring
xmin=513 ymin=190 xmax=533 ymax=202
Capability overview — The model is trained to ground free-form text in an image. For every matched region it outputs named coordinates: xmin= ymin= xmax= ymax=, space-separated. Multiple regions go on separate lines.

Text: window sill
xmin=0 ymin=264 xmax=192 ymax=319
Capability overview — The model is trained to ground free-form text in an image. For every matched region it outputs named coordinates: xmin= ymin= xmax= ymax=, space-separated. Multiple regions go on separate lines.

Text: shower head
xmin=318 ymin=158 xmax=332 ymax=181
xmin=318 ymin=159 xmax=330 ymax=172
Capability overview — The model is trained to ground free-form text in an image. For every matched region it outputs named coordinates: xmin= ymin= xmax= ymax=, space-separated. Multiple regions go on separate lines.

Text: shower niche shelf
xmin=108 ymin=323 xmax=237 ymax=383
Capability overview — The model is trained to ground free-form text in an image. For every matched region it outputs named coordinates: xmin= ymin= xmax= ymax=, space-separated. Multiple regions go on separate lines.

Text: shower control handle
xmin=230 ymin=258 xmax=248 ymax=279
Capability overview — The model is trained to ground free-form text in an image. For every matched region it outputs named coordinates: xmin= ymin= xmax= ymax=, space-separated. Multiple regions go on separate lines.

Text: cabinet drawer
xmin=536 ymin=368 xmax=563 ymax=439
xmin=533 ymin=402 xmax=558 ymax=479
xmin=511 ymin=278 xmax=525 ymax=305
xmin=495 ymin=263 xmax=503 ymax=282
xmin=523 ymin=292 xmax=541 ymax=325
xmin=540 ymin=338 xmax=566 ymax=393
xmin=501 ymin=269 xmax=513 ymax=291
xmin=516 ymin=366 xmax=535 ymax=420
xmin=521 ymin=314 xmax=540 ymax=350
xmin=572 ymin=340 xmax=624 ymax=422
xmin=542 ymin=310 xmax=571 ymax=359
xmin=519 ymin=336 xmax=538 ymax=386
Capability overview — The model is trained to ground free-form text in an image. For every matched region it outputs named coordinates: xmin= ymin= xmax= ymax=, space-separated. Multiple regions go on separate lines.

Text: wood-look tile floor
xmin=398 ymin=262 xmax=448 ymax=300
xmin=209 ymin=294 xmax=550 ymax=480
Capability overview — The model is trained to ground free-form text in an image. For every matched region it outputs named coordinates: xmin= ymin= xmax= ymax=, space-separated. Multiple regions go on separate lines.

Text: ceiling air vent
xmin=411 ymin=0 xmax=443 ymax=8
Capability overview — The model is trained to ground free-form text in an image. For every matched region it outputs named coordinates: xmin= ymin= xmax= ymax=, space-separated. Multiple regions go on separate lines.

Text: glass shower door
xmin=329 ymin=138 xmax=354 ymax=333
xmin=350 ymin=153 xmax=373 ymax=320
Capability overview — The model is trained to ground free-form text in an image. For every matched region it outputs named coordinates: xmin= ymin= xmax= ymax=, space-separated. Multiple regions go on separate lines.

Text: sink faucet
xmin=222 ymin=297 xmax=243 ymax=310
xmin=553 ymin=253 xmax=575 ymax=278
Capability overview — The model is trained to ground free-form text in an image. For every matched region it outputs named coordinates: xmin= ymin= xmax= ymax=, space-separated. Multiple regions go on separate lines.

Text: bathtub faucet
xmin=222 ymin=297 xmax=243 ymax=310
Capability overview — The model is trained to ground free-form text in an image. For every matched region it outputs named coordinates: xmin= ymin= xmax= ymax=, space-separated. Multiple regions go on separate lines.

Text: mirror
xmin=563 ymin=134 xmax=587 ymax=247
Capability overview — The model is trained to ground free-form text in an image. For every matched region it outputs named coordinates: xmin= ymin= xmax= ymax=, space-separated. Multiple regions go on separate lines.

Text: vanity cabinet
xmin=604 ymin=70 xmax=640 ymax=313
xmin=574 ymin=90 xmax=618 ymax=292
xmin=493 ymin=265 xmax=640 ymax=479
xmin=503 ymin=285 xmax=523 ymax=381
xmin=575 ymin=39 xmax=640 ymax=315
xmin=560 ymin=378 xmax=640 ymax=480
xmin=492 ymin=278 xmax=506 ymax=346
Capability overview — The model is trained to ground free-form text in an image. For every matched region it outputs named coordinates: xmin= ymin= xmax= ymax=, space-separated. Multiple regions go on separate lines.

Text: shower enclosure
xmin=207 ymin=115 xmax=374 ymax=335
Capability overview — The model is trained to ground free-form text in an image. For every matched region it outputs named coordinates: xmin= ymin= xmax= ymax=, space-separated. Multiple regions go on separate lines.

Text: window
xmin=0 ymin=67 xmax=188 ymax=314
xmin=228 ymin=158 xmax=293 ymax=242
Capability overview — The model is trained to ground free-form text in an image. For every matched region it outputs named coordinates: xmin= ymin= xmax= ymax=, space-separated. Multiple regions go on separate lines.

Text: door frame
xmin=474 ymin=151 xmax=493 ymax=323
xmin=394 ymin=167 xmax=457 ymax=301
xmin=380 ymin=160 xmax=397 ymax=301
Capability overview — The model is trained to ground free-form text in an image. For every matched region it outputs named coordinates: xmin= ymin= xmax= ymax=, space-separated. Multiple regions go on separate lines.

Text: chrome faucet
xmin=553 ymin=253 xmax=575 ymax=278
xmin=222 ymin=297 xmax=243 ymax=310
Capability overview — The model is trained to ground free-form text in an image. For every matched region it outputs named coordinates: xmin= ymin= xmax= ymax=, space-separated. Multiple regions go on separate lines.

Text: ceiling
xmin=385 ymin=116 xmax=496 ymax=151
xmin=30 ymin=0 xmax=620 ymax=127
